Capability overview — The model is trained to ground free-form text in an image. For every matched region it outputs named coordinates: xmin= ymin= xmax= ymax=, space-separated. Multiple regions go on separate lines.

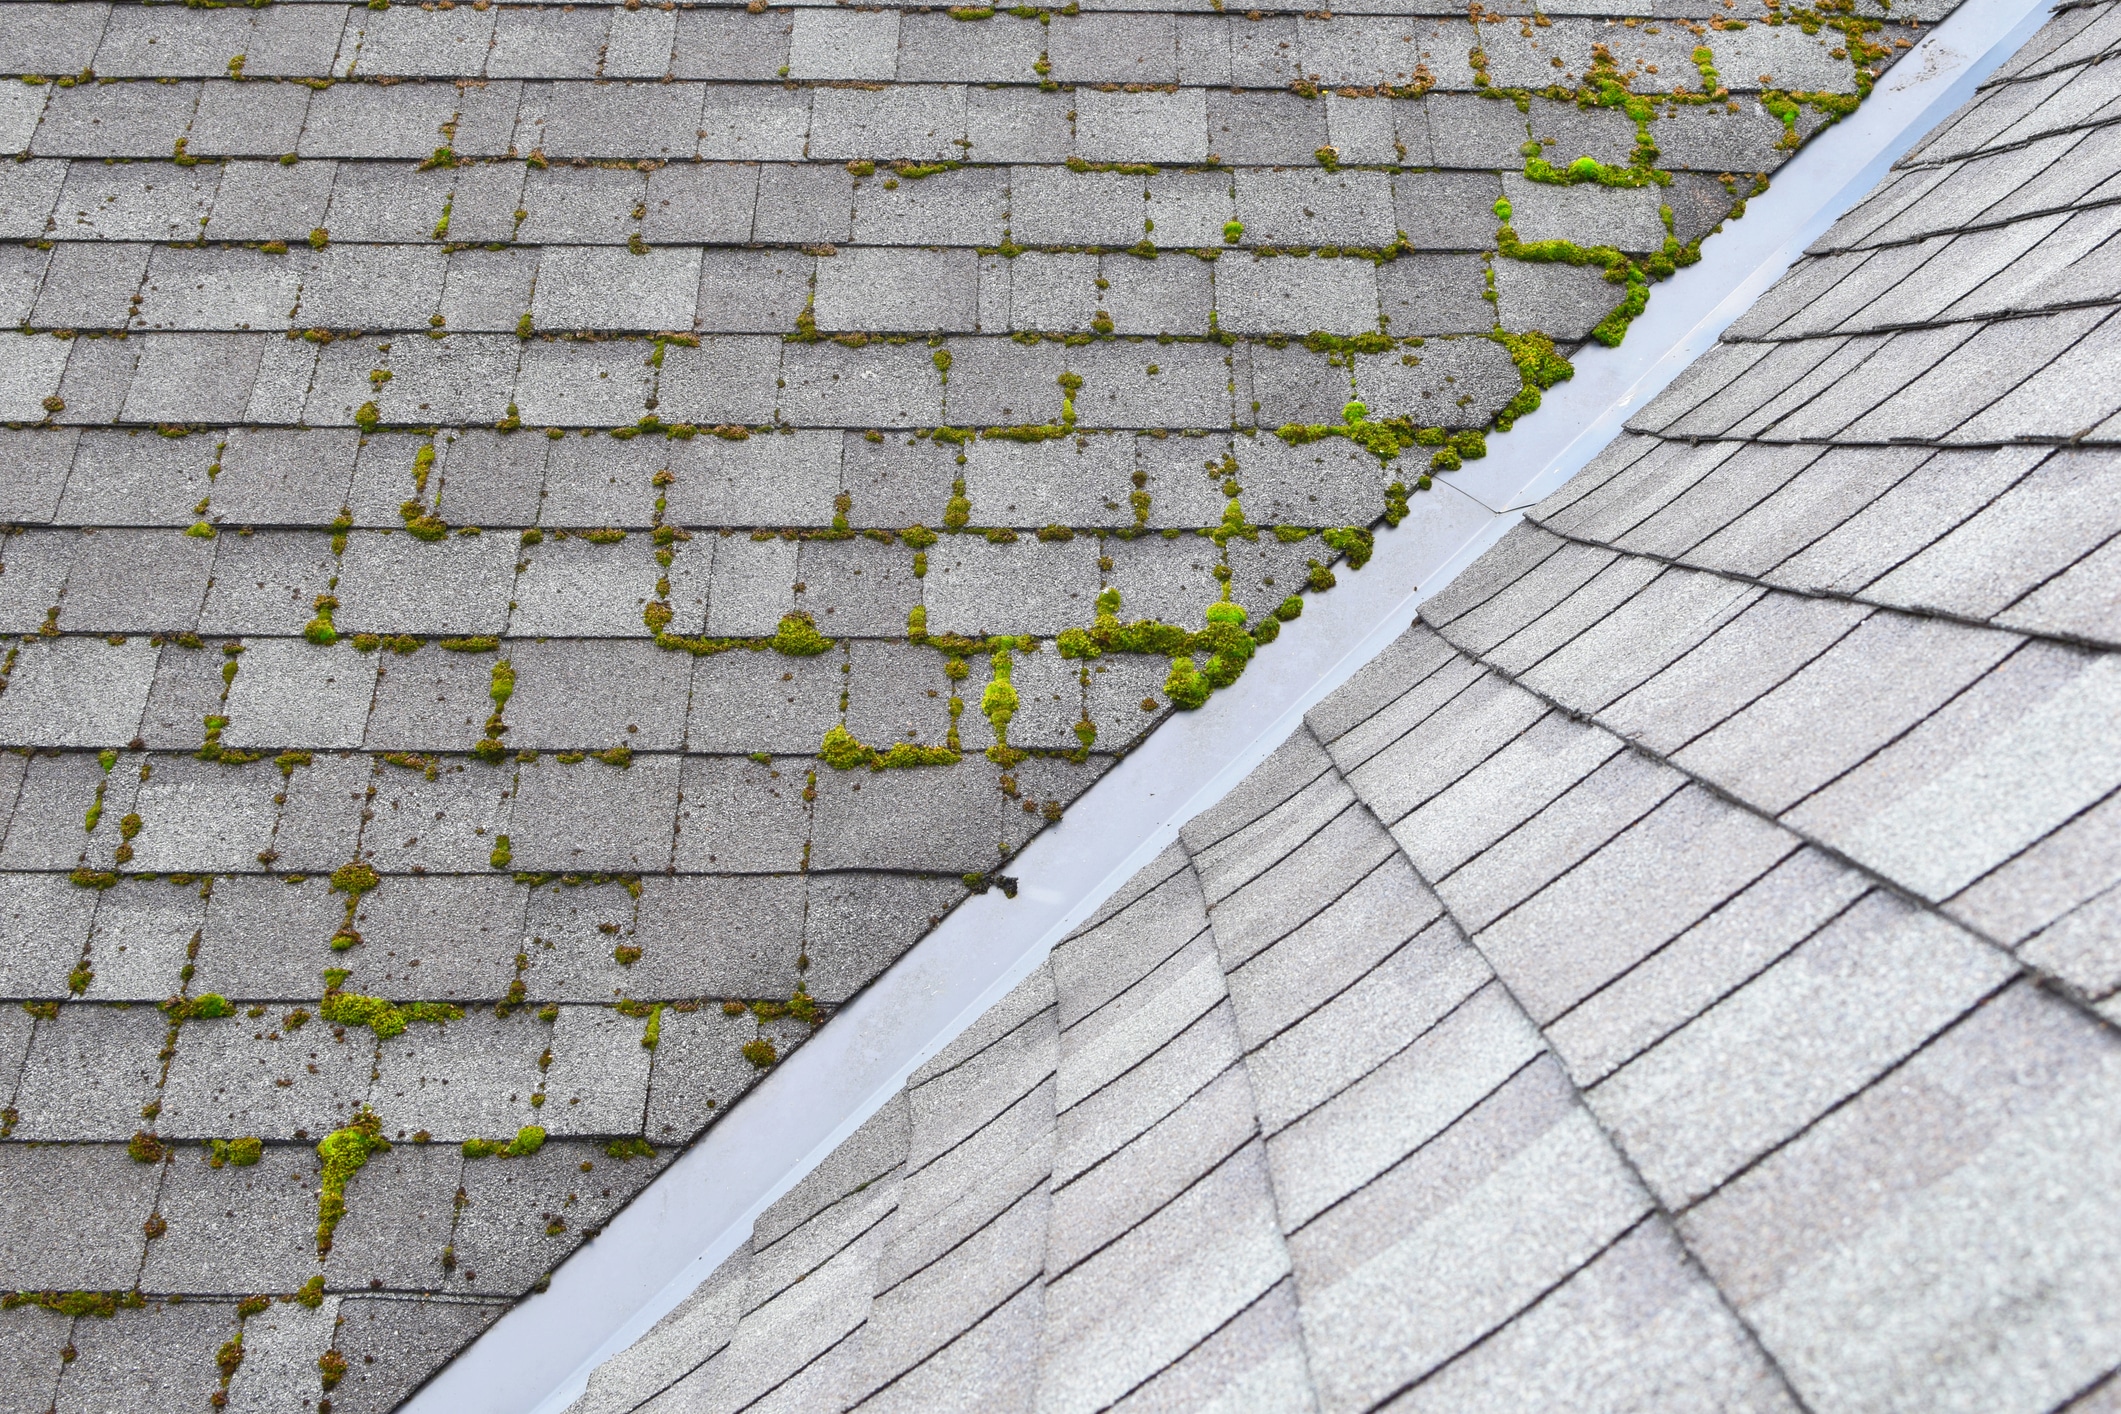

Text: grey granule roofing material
xmin=568 ymin=4 xmax=2121 ymax=1410
xmin=0 ymin=0 xmax=2027 ymax=1405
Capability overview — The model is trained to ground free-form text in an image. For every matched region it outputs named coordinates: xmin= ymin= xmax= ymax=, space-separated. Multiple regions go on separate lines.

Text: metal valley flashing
xmin=407 ymin=2 xmax=2066 ymax=1405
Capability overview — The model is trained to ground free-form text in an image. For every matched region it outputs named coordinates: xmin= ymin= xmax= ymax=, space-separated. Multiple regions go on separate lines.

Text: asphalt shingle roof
xmin=568 ymin=3 xmax=2121 ymax=1408
xmin=0 ymin=0 xmax=2076 ymax=1407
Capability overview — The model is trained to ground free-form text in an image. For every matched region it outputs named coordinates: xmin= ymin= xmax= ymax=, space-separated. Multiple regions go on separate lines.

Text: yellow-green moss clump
xmin=316 ymin=1108 xmax=388 ymax=1254
xmin=771 ymin=612 xmax=833 ymax=657
xmin=461 ymin=1125 xmax=546 ymax=1159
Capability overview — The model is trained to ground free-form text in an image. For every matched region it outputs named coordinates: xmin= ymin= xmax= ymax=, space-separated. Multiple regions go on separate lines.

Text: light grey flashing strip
xmin=414 ymin=3 xmax=2061 ymax=1406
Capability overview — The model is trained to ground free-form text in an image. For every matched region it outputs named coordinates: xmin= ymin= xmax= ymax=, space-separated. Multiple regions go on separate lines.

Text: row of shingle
xmin=4 ymin=1291 xmax=508 ymax=1414
xmin=0 ymin=523 xmax=1324 ymax=630
xmin=3 ymin=5 xmax=1861 ymax=92
xmin=0 ymin=328 xmax=1526 ymax=430
xmin=0 ymin=992 xmax=774 ymax=1143
xmin=0 ymin=550 xmax=1310 ymax=650
xmin=8 ymin=154 xmax=1739 ymax=249
xmin=0 ymin=424 xmax=1391 ymax=531
xmin=0 ymin=1276 xmax=505 ymax=1413
xmin=1815 ymin=120 xmax=2121 ymax=254
xmin=9 ymin=244 xmax=1635 ymax=348
xmin=0 ymin=72 xmax=1834 ymax=166
xmin=0 ymin=866 xmax=972 ymax=1006
xmin=1904 ymin=22 xmax=2121 ymax=168
xmin=0 ymin=1123 xmax=665 ymax=1302
xmin=0 ymin=734 xmax=1092 ymax=870
xmin=0 ymin=629 xmax=1133 ymax=758
xmin=1750 ymin=223 xmax=2121 ymax=342
xmin=1980 ymin=0 xmax=2121 ymax=86
xmin=1536 ymin=435 xmax=2120 ymax=651
xmin=1640 ymin=300 xmax=2121 ymax=443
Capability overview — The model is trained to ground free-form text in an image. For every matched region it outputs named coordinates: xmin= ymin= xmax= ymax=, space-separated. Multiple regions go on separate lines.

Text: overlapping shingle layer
xmin=0 ymin=0 xmax=1942 ymax=1406
xmin=574 ymin=4 xmax=2121 ymax=1408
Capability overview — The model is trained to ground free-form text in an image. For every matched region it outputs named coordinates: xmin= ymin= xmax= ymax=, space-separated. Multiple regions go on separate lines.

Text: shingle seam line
xmin=895 ymin=1002 xmax=1059 ymax=1096
xmin=1254 ymin=962 xmax=1502 ymax=1145
xmin=1435 ymin=632 xmax=2121 ymax=1031
xmin=1057 ymin=922 xmax=1218 ymax=1040
xmin=1570 ymin=879 xmax=1873 ymax=1078
xmin=1372 ymin=777 xmax=1826 ymax=1414
xmin=1041 ymin=1116 xmax=1259 ymax=1287
xmin=1324 ymin=655 xmax=1500 ymax=776
xmin=868 ymin=1169 xmax=1051 ymax=1302
xmin=1281 ymin=1046 xmax=1544 ymax=1244
xmin=1050 ymin=994 xmax=1232 ymax=1128
xmin=1043 ymin=1133 xmax=1269 ymax=1291
xmin=1661 ymin=973 xmax=2023 ymax=1219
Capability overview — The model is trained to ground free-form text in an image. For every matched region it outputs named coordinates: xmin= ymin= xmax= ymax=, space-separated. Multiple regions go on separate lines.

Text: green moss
xmin=742 ymin=1037 xmax=777 ymax=1069
xmin=315 ymin=1109 xmax=387 ymax=1254
xmin=127 ymin=1131 xmax=165 ymax=1163
xmin=490 ymin=835 xmax=513 ymax=869
xmin=399 ymin=500 xmax=448 ymax=540
xmin=1164 ymin=656 xmax=1209 ymax=710
xmin=319 ymin=986 xmax=462 ymax=1040
xmin=68 ymin=868 xmax=118 ymax=891
xmin=461 ymin=1125 xmax=546 ymax=1160
xmin=605 ymin=1137 xmax=656 ymax=1160
xmin=1522 ymin=152 xmax=1666 ymax=189
xmin=208 ymin=1136 xmax=263 ymax=1168
xmin=164 ymin=993 xmax=232 ymax=1021
xmin=302 ymin=593 xmax=339 ymax=645
xmin=820 ymin=723 xmax=960 ymax=771
xmin=329 ymin=862 xmax=379 ymax=896
xmin=771 ymin=612 xmax=833 ymax=657
xmin=1321 ymin=526 xmax=1374 ymax=570
xmin=980 ymin=648 xmax=1023 ymax=762
xmin=1 ymin=1290 xmax=125 ymax=1319
xmin=293 ymin=1275 xmax=325 ymax=1309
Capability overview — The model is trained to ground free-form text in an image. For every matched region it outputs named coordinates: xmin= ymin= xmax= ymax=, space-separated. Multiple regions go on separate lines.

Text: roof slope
xmin=0 ymin=0 xmax=1954 ymax=1405
xmin=575 ymin=5 xmax=2121 ymax=1408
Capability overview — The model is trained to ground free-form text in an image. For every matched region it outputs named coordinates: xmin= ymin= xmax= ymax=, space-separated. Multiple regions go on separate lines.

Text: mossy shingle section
xmin=571 ymin=6 xmax=2121 ymax=1406
xmin=0 ymin=0 xmax=1956 ymax=1405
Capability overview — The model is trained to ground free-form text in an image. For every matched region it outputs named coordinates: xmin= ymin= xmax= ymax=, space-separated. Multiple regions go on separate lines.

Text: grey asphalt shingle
xmin=7 ymin=1 xmax=2119 ymax=1409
